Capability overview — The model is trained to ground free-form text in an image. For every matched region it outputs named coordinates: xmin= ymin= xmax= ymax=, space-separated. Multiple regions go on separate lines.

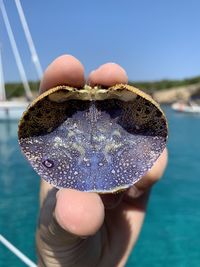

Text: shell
xmin=18 ymin=84 xmax=168 ymax=193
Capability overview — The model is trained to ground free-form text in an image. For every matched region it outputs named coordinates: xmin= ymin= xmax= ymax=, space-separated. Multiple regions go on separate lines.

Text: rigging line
xmin=0 ymin=0 xmax=33 ymax=100
xmin=0 ymin=234 xmax=37 ymax=267
xmin=0 ymin=43 xmax=6 ymax=101
xmin=14 ymin=0 xmax=43 ymax=79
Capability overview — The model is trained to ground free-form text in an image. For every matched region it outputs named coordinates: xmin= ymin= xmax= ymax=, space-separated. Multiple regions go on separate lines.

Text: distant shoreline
xmin=4 ymin=75 xmax=200 ymax=104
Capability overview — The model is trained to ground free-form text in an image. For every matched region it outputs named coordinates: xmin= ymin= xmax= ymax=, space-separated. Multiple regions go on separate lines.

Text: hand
xmin=37 ymin=55 xmax=168 ymax=267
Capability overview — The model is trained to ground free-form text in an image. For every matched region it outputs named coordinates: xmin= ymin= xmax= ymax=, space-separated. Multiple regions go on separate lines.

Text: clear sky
xmin=1 ymin=0 xmax=200 ymax=83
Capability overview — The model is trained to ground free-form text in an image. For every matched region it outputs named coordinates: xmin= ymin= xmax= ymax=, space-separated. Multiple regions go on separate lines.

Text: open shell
xmin=18 ymin=84 xmax=168 ymax=193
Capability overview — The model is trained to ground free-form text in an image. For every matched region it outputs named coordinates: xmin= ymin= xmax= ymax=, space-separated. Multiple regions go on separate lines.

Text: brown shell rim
xmin=18 ymin=84 xmax=168 ymax=137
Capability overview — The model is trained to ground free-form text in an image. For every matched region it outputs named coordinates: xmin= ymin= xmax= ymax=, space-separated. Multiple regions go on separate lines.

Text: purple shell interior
xmin=19 ymin=99 xmax=167 ymax=192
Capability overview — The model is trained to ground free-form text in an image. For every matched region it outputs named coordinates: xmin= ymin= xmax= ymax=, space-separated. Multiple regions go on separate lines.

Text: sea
xmin=0 ymin=106 xmax=200 ymax=267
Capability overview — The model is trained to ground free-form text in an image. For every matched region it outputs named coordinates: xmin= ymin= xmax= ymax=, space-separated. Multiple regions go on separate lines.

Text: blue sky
xmin=1 ymin=0 xmax=200 ymax=82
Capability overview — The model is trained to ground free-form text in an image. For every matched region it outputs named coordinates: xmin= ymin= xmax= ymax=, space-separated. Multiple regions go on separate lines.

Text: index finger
xmin=39 ymin=54 xmax=85 ymax=93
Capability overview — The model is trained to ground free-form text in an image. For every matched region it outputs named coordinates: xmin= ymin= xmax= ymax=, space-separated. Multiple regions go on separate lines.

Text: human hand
xmin=36 ymin=55 xmax=168 ymax=267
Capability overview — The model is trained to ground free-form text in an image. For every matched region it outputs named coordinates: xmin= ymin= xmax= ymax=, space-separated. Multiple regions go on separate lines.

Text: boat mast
xmin=0 ymin=0 xmax=33 ymax=100
xmin=14 ymin=0 xmax=43 ymax=80
xmin=0 ymin=43 xmax=6 ymax=101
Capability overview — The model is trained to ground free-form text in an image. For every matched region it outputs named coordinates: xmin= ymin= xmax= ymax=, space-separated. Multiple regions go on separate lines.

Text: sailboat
xmin=0 ymin=0 xmax=42 ymax=120
xmin=171 ymin=101 xmax=200 ymax=114
xmin=0 ymin=45 xmax=29 ymax=120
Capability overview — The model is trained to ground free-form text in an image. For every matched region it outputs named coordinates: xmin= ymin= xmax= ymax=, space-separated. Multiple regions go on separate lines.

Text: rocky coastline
xmin=152 ymin=83 xmax=200 ymax=104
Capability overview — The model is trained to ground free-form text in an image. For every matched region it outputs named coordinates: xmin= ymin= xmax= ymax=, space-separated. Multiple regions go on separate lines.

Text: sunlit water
xmin=0 ymin=106 xmax=200 ymax=266
xmin=127 ymin=106 xmax=200 ymax=267
xmin=0 ymin=121 xmax=39 ymax=266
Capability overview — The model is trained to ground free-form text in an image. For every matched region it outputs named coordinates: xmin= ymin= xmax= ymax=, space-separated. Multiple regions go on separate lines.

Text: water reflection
xmin=0 ymin=121 xmax=39 ymax=265
xmin=0 ymin=121 xmax=19 ymax=189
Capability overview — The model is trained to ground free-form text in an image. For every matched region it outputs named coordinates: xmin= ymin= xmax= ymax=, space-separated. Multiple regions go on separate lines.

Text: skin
xmin=37 ymin=55 xmax=168 ymax=267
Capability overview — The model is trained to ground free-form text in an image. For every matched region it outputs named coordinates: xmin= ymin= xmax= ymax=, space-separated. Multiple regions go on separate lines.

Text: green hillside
xmin=131 ymin=76 xmax=200 ymax=93
xmin=5 ymin=81 xmax=40 ymax=99
xmin=4 ymin=76 xmax=200 ymax=99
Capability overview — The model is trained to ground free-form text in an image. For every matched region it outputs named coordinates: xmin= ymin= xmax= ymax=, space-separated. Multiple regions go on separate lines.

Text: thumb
xmin=55 ymin=189 xmax=105 ymax=237
xmin=37 ymin=183 xmax=105 ymax=267
xmin=37 ymin=182 xmax=104 ymax=246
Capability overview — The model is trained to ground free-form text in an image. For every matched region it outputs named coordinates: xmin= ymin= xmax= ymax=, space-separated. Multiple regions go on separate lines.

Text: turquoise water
xmin=0 ymin=121 xmax=39 ymax=266
xmin=127 ymin=107 xmax=200 ymax=267
xmin=0 ymin=107 xmax=200 ymax=266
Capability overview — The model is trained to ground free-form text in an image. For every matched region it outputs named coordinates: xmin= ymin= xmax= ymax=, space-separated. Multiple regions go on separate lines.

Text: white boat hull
xmin=171 ymin=102 xmax=200 ymax=113
xmin=0 ymin=101 xmax=28 ymax=120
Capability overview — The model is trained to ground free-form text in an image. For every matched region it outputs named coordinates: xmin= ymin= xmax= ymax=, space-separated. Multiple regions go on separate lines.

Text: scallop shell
xmin=18 ymin=84 xmax=168 ymax=193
